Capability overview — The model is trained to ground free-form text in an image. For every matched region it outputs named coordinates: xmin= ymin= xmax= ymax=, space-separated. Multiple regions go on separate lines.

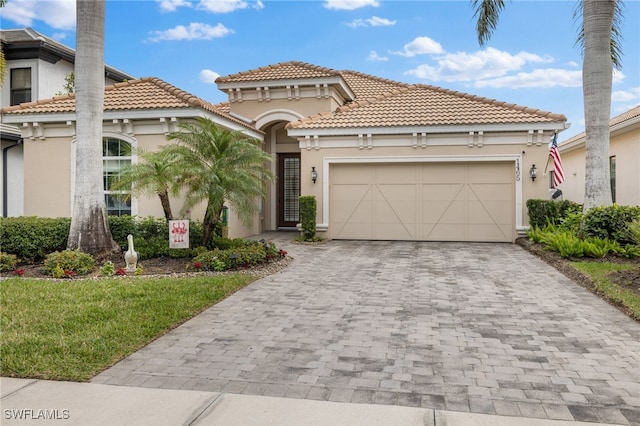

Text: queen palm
xmin=112 ymin=149 xmax=180 ymax=221
xmin=472 ymin=0 xmax=623 ymax=210
xmin=67 ymin=0 xmax=119 ymax=256
xmin=166 ymin=117 xmax=274 ymax=248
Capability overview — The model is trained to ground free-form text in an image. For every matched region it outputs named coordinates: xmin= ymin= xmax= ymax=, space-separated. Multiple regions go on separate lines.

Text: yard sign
xmin=169 ymin=220 xmax=189 ymax=249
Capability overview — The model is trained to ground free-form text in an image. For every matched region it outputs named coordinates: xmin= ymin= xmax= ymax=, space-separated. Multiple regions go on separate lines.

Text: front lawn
xmin=571 ymin=262 xmax=640 ymax=321
xmin=0 ymin=274 xmax=255 ymax=381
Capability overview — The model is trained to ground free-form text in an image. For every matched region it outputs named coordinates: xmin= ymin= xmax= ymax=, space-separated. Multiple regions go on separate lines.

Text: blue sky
xmin=2 ymin=0 xmax=639 ymax=140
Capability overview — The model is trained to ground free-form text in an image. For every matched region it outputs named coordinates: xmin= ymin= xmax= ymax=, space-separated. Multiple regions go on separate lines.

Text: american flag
xmin=549 ymin=133 xmax=565 ymax=187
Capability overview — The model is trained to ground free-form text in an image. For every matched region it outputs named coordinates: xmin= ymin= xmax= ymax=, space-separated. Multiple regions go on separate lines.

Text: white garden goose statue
xmin=124 ymin=234 xmax=138 ymax=273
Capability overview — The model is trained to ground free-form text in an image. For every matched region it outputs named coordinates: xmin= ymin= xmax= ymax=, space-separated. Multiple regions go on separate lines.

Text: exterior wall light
xmin=311 ymin=166 xmax=318 ymax=184
xmin=530 ymin=164 xmax=537 ymax=182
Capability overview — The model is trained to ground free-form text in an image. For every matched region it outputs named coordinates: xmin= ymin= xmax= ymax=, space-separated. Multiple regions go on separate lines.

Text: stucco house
xmin=1 ymin=61 xmax=568 ymax=242
xmin=0 ymin=28 xmax=134 ymax=217
xmin=558 ymin=105 xmax=640 ymax=206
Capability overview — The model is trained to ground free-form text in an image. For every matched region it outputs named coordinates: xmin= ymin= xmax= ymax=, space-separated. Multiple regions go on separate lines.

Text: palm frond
xmin=472 ymin=0 xmax=506 ymax=46
xmin=574 ymin=0 xmax=624 ymax=70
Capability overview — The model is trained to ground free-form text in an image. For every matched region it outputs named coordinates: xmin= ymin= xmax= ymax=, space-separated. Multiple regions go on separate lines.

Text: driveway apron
xmin=93 ymin=233 xmax=640 ymax=425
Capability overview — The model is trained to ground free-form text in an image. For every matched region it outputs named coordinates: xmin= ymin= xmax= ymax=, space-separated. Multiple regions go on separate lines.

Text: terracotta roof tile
xmin=288 ymin=84 xmax=566 ymax=130
xmin=215 ymin=61 xmax=340 ymax=83
xmin=0 ymin=77 xmax=257 ymax=131
xmin=339 ymin=71 xmax=409 ymax=100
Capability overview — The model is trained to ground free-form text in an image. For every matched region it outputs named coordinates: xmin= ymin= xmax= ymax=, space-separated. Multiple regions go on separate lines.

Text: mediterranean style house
xmin=558 ymin=105 xmax=640 ymax=207
xmin=1 ymin=60 xmax=569 ymax=243
xmin=0 ymin=28 xmax=134 ymax=217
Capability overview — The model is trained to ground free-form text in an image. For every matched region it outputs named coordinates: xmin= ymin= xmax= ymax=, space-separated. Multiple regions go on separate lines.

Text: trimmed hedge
xmin=526 ymin=199 xmax=582 ymax=229
xmin=0 ymin=216 xmax=212 ymax=262
xmin=299 ymin=195 xmax=317 ymax=241
xmin=0 ymin=217 xmax=71 ymax=262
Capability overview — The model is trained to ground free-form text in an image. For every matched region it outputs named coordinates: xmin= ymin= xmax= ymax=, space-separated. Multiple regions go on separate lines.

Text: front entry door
xmin=278 ymin=153 xmax=300 ymax=228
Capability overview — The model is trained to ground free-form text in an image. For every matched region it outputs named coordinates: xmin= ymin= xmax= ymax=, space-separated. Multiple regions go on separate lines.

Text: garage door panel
xmin=330 ymin=162 xmax=514 ymax=242
xmin=425 ymin=224 xmax=465 ymax=241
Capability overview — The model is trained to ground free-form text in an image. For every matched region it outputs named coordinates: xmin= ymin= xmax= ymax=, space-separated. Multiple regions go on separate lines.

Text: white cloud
xmin=391 ymin=36 xmax=443 ymax=57
xmin=148 ymin=23 xmax=233 ymax=42
xmin=197 ymin=0 xmax=263 ymax=13
xmin=406 ymin=47 xmax=552 ymax=82
xmin=612 ymin=86 xmax=640 ymax=103
xmin=157 ymin=0 xmax=192 ymax=12
xmin=199 ymin=69 xmax=220 ymax=84
xmin=1 ymin=0 xmax=75 ymax=30
xmin=367 ymin=51 xmax=388 ymax=62
xmin=474 ymin=69 xmax=583 ymax=89
xmin=348 ymin=16 xmax=396 ymax=28
xmin=324 ymin=0 xmax=379 ymax=11
xmin=52 ymin=32 xmax=67 ymax=41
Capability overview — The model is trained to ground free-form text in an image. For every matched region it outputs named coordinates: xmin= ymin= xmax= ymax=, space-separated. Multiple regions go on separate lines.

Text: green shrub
xmin=193 ymin=239 xmax=279 ymax=271
xmin=619 ymin=244 xmax=640 ymax=259
xmin=542 ymin=231 xmax=584 ymax=258
xmin=526 ymin=224 xmax=557 ymax=243
xmin=0 ymin=217 xmax=71 ymax=262
xmin=526 ymin=199 xmax=582 ymax=229
xmin=581 ymin=205 xmax=640 ymax=245
xmin=0 ymin=252 xmax=18 ymax=272
xmin=626 ymin=219 xmax=640 ymax=245
xmin=299 ymin=195 xmax=317 ymax=241
xmin=582 ymin=237 xmax=615 ymax=258
xmin=44 ymin=250 xmax=95 ymax=276
xmin=99 ymin=261 xmax=116 ymax=277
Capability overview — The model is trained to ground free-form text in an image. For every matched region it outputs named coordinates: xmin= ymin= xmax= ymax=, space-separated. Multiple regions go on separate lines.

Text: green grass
xmin=571 ymin=262 xmax=640 ymax=320
xmin=0 ymin=274 xmax=255 ymax=381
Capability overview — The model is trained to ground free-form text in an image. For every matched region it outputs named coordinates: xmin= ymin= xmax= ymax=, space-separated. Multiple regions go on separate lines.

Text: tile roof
xmin=287 ymin=84 xmax=567 ymax=130
xmin=339 ymin=71 xmax=409 ymax=100
xmin=216 ymin=61 xmax=565 ymax=130
xmin=215 ymin=61 xmax=340 ymax=83
xmin=0 ymin=77 xmax=258 ymax=132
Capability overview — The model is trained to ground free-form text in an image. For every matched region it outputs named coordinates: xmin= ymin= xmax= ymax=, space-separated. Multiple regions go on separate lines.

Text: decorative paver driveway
xmin=93 ymin=234 xmax=640 ymax=425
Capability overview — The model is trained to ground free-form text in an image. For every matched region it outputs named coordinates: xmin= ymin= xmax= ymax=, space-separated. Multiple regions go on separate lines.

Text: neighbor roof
xmin=560 ymin=105 xmax=640 ymax=150
xmin=287 ymin=84 xmax=567 ymax=130
xmin=0 ymin=28 xmax=134 ymax=82
xmin=0 ymin=77 xmax=259 ymax=132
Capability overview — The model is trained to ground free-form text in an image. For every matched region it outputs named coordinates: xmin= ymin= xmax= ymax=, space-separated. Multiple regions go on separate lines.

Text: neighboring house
xmin=1 ymin=61 xmax=568 ymax=242
xmin=0 ymin=27 xmax=134 ymax=217
xmin=558 ymin=105 xmax=640 ymax=206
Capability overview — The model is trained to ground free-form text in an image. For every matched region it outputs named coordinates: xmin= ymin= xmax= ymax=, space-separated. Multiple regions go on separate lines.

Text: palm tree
xmin=67 ymin=0 xmax=119 ymax=256
xmin=0 ymin=1 xmax=7 ymax=86
xmin=472 ymin=0 xmax=622 ymax=210
xmin=166 ymin=117 xmax=274 ymax=248
xmin=112 ymin=148 xmax=180 ymax=221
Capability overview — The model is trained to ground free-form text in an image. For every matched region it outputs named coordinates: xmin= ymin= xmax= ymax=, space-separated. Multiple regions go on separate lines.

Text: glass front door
xmin=278 ymin=154 xmax=300 ymax=228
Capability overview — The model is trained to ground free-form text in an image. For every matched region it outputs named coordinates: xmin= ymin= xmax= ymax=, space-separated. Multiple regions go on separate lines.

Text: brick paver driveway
xmin=93 ymin=233 xmax=640 ymax=425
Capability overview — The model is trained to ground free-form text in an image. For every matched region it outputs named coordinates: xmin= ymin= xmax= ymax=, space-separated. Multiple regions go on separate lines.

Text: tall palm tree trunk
xmin=582 ymin=0 xmax=614 ymax=210
xmin=68 ymin=0 xmax=119 ymax=257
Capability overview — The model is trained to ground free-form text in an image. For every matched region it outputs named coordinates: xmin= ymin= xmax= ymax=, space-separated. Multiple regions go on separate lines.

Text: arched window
xmin=103 ymin=137 xmax=132 ymax=216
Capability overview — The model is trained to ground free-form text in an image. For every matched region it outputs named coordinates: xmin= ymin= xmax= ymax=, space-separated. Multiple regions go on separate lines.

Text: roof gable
xmin=215 ymin=61 xmax=340 ymax=84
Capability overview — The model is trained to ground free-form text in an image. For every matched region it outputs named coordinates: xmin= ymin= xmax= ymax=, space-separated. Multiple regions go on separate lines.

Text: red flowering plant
xmin=115 ymin=268 xmax=127 ymax=276
xmin=14 ymin=268 xmax=25 ymax=276
xmin=63 ymin=269 xmax=75 ymax=278
xmin=193 ymin=261 xmax=204 ymax=271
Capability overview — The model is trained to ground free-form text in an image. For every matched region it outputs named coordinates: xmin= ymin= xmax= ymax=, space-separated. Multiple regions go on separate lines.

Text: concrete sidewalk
xmin=1 ymin=378 xmax=616 ymax=426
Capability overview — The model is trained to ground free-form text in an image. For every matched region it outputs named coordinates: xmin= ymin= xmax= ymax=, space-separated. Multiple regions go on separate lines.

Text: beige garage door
xmin=329 ymin=162 xmax=514 ymax=242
